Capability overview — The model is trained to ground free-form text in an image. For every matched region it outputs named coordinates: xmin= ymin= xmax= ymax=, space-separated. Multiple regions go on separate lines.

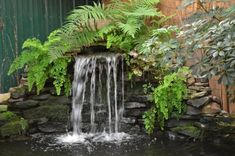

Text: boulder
xmin=186 ymin=106 xmax=201 ymax=116
xmin=202 ymin=102 xmax=221 ymax=115
xmin=8 ymin=98 xmax=24 ymax=103
xmin=9 ymin=100 xmax=39 ymax=110
xmin=43 ymin=96 xmax=71 ymax=105
xmin=23 ymin=104 xmax=69 ymax=122
xmin=9 ymin=86 xmax=27 ymax=99
xmin=194 ymin=82 xmax=209 ymax=87
xmin=188 ymin=86 xmax=211 ymax=92
xmin=125 ymin=94 xmax=152 ymax=103
xmin=190 ymin=91 xmax=208 ymax=99
xmin=187 ymin=96 xmax=211 ymax=108
xmin=166 ymin=119 xmax=195 ymax=128
xmin=38 ymin=122 xmax=67 ymax=133
xmin=0 ymin=93 xmax=10 ymax=104
xmin=187 ymin=77 xmax=196 ymax=86
xmin=125 ymin=102 xmax=147 ymax=109
xmin=171 ymin=125 xmax=201 ymax=139
xmin=30 ymin=94 xmax=51 ymax=101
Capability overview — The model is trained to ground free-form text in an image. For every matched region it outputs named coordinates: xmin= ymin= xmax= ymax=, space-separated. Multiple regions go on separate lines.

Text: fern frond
xmin=8 ymin=38 xmax=45 ymax=75
xmin=117 ymin=18 xmax=141 ymax=38
xmin=122 ymin=7 xmax=162 ymax=17
xmin=66 ymin=2 xmax=106 ymax=30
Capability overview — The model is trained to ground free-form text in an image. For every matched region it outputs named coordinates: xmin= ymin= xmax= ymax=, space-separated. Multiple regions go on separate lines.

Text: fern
xmin=50 ymin=0 xmax=164 ymax=59
xmin=8 ymin=30 xmax=72 ymax=95
xmin=143 ymin=67 xmax=189 ymax=134
xmin=8 ymin=0 xmax=164 ymax=96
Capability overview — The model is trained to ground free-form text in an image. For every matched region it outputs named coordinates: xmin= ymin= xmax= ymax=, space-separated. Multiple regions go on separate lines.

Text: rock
xmin=0 ymin=105 xmax=8 ymax=112
xmin=166 ymin=131 xmax=186 ymax=140
xmin=195 ymin=77 xmax=209 ymax=83
xmin=171 ymin=125 xmax=201 ymax=139
xmin=187 ymin=77 xmax=196 ymax=86
xmin=177 ymin=115 xmax=201 ymax=120
xmin=120 ymin=123 xmax=141 ymax=134
xmin=8 ymin=98 xmax=24 ymax=103
xmin=187 ymin=96 xmax=211 ymax=108
xmin=186 ymin=106 xmax=201 ymax=116
xmin=38 ymin=122 xmax=67 ymax=133
xmin=9 ymin=86 xmax=27 ymax=99
xmin=137 ymin=118 xmax=144 ymax=125
xmin=30 ymin=94 xmax=51 ymax=101
xmin=121 ymin=117 xmax=136 ymax=124
xmin=43 ymin=96 xmax=71 ymax=105
xmin=212 ymin=96 xmax=222 ymax=105
xmin=166 ymin=119 xmax=194 ymax=128
xmin=0 ymin=93 xmax=10 ymax=104
xmin=23 ymin=104 xmax=69 ymax=121
xmin=28 ymin=117 xmax=48 ymax=125
xmin=0 ymin=118 xmax=28 ymax=137
xmin=125 ymin=102 xmax=147 ymax=109
xmin=220 ymin=110 xmax=229 ymax=117
xmin=202 ymin=102 xmax=221 ymax=115
xmin=190 ymin=91 xmax=208 ymax=99
xmin=125 ymin=94 xmax=152 ymax=103
xmin=9 ymin=100 xmax=39 ymax=110
xmin=188 ymin=86 xmax=211 ymax=92
xmin=194 ymin=122 xmax=206 ymax=129
xmin=194 ymin=82 xmax=209 ymax=87
xmin=124 ymin=109 xmax=145 ymax=117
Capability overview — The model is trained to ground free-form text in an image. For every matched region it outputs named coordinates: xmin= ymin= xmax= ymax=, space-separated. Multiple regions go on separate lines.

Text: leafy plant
xmin=8 ymin=30 xmax=71 ymax=96
xmin=8 ymin=0 xmax=164 ymax=94
xmin=127 ymin=26 xmax=181 ymax=80
xmin=177 ymin=3 xmax=235 ymax=85
xmin=143 ymin=67 xmax=189 ymax=134
xmin=54 ymin=0 xmax=164 ymax=56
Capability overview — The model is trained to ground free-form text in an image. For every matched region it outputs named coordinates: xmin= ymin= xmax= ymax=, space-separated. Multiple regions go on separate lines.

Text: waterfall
xmin=70 ymin=53 xmax=124 ymax=136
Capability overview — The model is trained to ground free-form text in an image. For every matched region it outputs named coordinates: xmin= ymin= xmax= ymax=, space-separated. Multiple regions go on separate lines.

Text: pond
xmin=0 ymin=134 xmax=234 ymax=156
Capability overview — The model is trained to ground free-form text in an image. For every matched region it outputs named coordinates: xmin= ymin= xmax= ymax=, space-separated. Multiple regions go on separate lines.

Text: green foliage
xmin=0 ymin=118 xmax=28 ymax=137
xmin=128 ymin=26 xmax=181 ymax=80
xmin=8 ymin=0 xmax=164 ymax=95
xmin=0 ymin=111 xmax=18 ymax=121
xmin=8 ymin=30 xmax=71 ymax=95
xmin=178 ymin=4 xmax=235 ymax=85
xmin=53 ymin=0 xmax=164 ymax=57
xmin=143 ymin=67 xmax=189 ymax=134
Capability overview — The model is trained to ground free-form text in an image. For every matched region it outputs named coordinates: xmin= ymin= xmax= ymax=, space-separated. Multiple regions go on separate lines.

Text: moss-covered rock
xmin=171 ymin=125 xmax=201 ymax=139
xmin=23 ymin=104 xmax=69 ymax=121
xmin=0 ymin=105 xmax=8 ymax=112
xmin=0 ymin=118 xmax=28 ymax=137
xmin=0 ymin=111 xmax=18 ymax=122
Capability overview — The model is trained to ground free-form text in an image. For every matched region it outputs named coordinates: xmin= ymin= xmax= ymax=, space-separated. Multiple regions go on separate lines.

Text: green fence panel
xmin=0 ymin=0 xmax=99 ymax=93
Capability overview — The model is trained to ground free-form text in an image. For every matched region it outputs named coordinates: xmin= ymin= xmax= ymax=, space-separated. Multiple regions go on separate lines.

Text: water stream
xmin=59 ymin=53 xmax=126 ymax=143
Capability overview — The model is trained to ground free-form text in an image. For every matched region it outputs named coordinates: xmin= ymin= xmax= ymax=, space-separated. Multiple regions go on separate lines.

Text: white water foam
xmin=57 ymin=132 xmax=131 ymax=144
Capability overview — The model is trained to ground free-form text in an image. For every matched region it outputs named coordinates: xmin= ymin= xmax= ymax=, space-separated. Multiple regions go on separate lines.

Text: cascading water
xmin=58 ymin=53 xmax=129 ymax=143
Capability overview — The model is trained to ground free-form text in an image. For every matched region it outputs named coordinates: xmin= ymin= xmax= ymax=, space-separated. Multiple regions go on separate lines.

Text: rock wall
xmin=0 ymin=72 xmax=235 ymax=143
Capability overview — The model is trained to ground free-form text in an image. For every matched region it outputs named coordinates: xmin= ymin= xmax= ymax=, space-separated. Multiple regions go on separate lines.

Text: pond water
xmin=0 ymin=134 xmax=234 ymax=156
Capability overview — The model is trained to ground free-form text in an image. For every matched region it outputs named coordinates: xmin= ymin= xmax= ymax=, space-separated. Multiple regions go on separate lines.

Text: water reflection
xmin=0 ymin=135 xmax=234 ymax=156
